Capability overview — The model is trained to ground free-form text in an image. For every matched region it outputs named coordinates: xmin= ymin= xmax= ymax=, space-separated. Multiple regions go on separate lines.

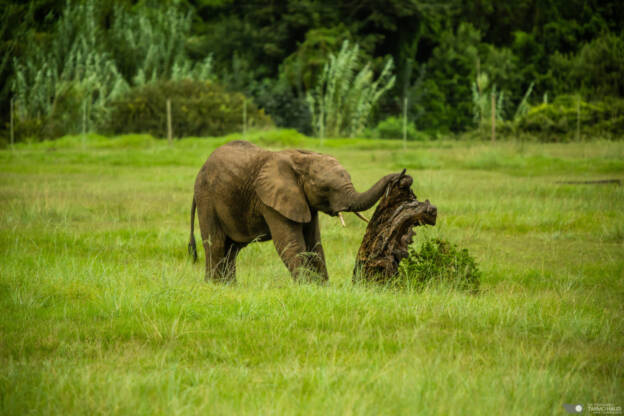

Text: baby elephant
xmin=188 ymin=140 xmax=403 ymax=283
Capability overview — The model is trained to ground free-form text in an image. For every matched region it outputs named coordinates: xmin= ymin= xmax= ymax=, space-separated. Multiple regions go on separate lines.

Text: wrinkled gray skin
xmin=189 ymin=140 xmax=402 ymax=283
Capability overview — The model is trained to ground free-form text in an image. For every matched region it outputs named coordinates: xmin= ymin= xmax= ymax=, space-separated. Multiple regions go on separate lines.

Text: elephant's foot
xmin=292 ymin=267 xmax=328 ymax=284
xmin=202 ymin=236 xmax=241 ymax=284
xmin=204 ymin=271 xmax=237 ymax=285
xmin=204 ymin=259 xmax=237 ymax=284
xmin=288 ymin=251 xmax=329 ymax=284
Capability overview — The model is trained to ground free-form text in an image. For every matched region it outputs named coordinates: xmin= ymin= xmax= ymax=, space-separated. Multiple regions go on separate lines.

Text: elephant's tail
xmin=188 ymin=197 xmax=198 ymax=263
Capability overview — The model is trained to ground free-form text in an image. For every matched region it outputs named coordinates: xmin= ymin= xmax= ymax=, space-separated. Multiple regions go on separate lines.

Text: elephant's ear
xmin=256 ymin=156 xmax=311 ymax=223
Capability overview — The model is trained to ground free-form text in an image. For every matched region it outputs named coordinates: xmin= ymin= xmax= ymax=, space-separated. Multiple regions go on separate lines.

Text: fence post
xmin=242 ymin=98 xmax=247 ymax=137
xmin=319 ymin=105 xmax=324 ymax=146
xmin=576 ymin=97 xmax=581 ymax=141
xmin=82 ymin=99 xmax=87 ymax=148
xmin=167 ymin=99 xmax=172 ymax=144
xmin=403 ymin=96 xmax=408 ymax=150
xmin=10 ymin=97 xmax=14 ymax=148
xmin=491 ymin=92 xmax=496 ymax=143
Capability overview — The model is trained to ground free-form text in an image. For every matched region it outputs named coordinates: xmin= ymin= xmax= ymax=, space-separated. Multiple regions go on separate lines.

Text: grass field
xmin=1 ymin=130 xmax=623 ymax=415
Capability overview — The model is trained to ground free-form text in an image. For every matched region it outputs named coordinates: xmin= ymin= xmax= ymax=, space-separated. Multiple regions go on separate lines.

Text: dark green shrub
xmin=399 ymin=238 xmax=481 ymax=291
xmin=410 ymin=23 xmax=482 ymax=134
xmin=253 ymin=129 xmax=307 ymax=147
xmin=252 ymin=78 xmax=312 ymax=135
xmin=13 ymin=82 xmax=91 ymax=141
xmin=103 ymin=80 xmax=273 ymax=138
xmin=516 ymin=95 xmax=624 ymax=141
xmin=370 ymin=116 xmax=428 ymax=141
xmin=549 ymin=33 xmax=624 ymax=99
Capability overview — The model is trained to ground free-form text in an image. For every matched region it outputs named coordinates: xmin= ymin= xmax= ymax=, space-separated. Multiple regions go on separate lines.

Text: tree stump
xmin=353 ymin=171 xmax=437 ymax=283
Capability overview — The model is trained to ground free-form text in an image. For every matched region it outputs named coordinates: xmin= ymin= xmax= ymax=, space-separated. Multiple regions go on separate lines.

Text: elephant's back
xmin=201 ymin=140 xmax=265 ymax=179
xmin=194 ymin=140 xmax=267 ymax=202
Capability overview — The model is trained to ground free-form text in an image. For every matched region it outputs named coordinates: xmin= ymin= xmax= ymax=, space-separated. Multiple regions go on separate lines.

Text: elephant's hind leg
xmin=199 ymin=213 xmax=230 ymax=283
xmin=214 ymin=238 xmax=245 ymax=284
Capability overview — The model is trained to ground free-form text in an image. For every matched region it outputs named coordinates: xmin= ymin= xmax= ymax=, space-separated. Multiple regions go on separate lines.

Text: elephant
xmin=188 ymin=140 xmax=404 ymax=283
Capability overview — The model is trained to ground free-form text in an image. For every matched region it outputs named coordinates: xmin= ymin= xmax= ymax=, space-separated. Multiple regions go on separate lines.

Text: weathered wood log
xmin=353 ymin=171 xmax=437 ymax=283
xmin=556 ymin=179 xmax=621 ymax=185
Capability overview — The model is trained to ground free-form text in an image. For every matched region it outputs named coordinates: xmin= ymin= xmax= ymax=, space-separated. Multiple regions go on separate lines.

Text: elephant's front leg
xmin=303 ymin=211 xmax=329 ymax=282
xmin=264 ymin=208 xmax=317 ymax=282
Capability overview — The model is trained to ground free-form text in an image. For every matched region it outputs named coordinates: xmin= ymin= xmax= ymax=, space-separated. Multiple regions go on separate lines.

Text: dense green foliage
xmin=7 ymin=1 xmax=214 ymax=141
xmin=104 ymin=80 xmax=272 ymax=138
xmin=399 ymin=238 xmax=481 ymax=291
xmin=367 ymin=116 xmax=427 ymax=141
xmin=10 ymin=1 xmax=126 ymax=140
xmin=521 ymin=95 xmax=624 ymax=139
xmin=306 ymin=40 xmax=395 ymax=138
xmin=1 ymin=134 xmax=622 ymax=413
xmin=491 ymin=95 xmax=624 ymax=142
xmin=1 ymin=0 xmax=623 ymax=140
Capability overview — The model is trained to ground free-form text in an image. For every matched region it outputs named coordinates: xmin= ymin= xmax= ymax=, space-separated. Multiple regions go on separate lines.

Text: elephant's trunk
xmin=344 ymin=173 xmax=398 ymax=213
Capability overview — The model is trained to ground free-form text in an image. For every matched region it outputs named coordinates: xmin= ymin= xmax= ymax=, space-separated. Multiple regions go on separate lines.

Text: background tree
xmin=1 ymin=0 xmax=623 ymax=141
xmin=306 ymin=41 xmax=395 ymax=138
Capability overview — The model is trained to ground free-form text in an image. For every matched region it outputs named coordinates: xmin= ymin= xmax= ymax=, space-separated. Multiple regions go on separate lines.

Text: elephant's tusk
xmin=354 ymin=212 xmax=369 ymax=223
xmin=338 ymin=212 xmax=346 ymax=227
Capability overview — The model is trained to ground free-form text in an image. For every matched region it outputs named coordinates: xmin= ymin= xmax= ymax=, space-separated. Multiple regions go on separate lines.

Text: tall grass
xmin=471 ymin=72 xmax=504 ymax=125
xmin=12 ymin=1 xmax=127 ymax=130
xmin=110 ymin=4 xmax=212 ymax=85
xmin=0 ymin=133 xmax=622 ymax=414
xmin=307 ymin=41 xmax=395 ymax=138
xmin=11 ymin=0 xmax=212 ymax=139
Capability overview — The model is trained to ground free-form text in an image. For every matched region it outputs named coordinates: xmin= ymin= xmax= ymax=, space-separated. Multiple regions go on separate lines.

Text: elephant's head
xmin=256 ymin=149 xmax=401 ymax=223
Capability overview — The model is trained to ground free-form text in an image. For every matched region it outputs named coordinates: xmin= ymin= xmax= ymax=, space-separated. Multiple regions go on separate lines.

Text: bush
xmin=11 ymin=1 xmax=128 ymax=141
xmin=369 ymin=116 xmax=428 ymax=140
xmin=252 ymin=129 xmax=308 ymax=147
xmin=252 ymin=78 xmax=312 ymax=135
xmin=398 ymin=238 xmax=481 ymax=291
xmin=12 ymin=82 xmax=97 ymax=141
xmin=9 ymin=1 xmax=215 ymax=142
xmin=103 ymin=80 xmax=273 ymax=138
xmin=516 ymin=95 xmax=624 ymax=141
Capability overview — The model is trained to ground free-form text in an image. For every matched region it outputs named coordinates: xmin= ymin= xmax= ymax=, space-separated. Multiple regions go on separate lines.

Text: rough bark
xmin=555 ymin=179 xmax=621 ymax=185
xmin=353 ymin=172 xmax=437 ymax=283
